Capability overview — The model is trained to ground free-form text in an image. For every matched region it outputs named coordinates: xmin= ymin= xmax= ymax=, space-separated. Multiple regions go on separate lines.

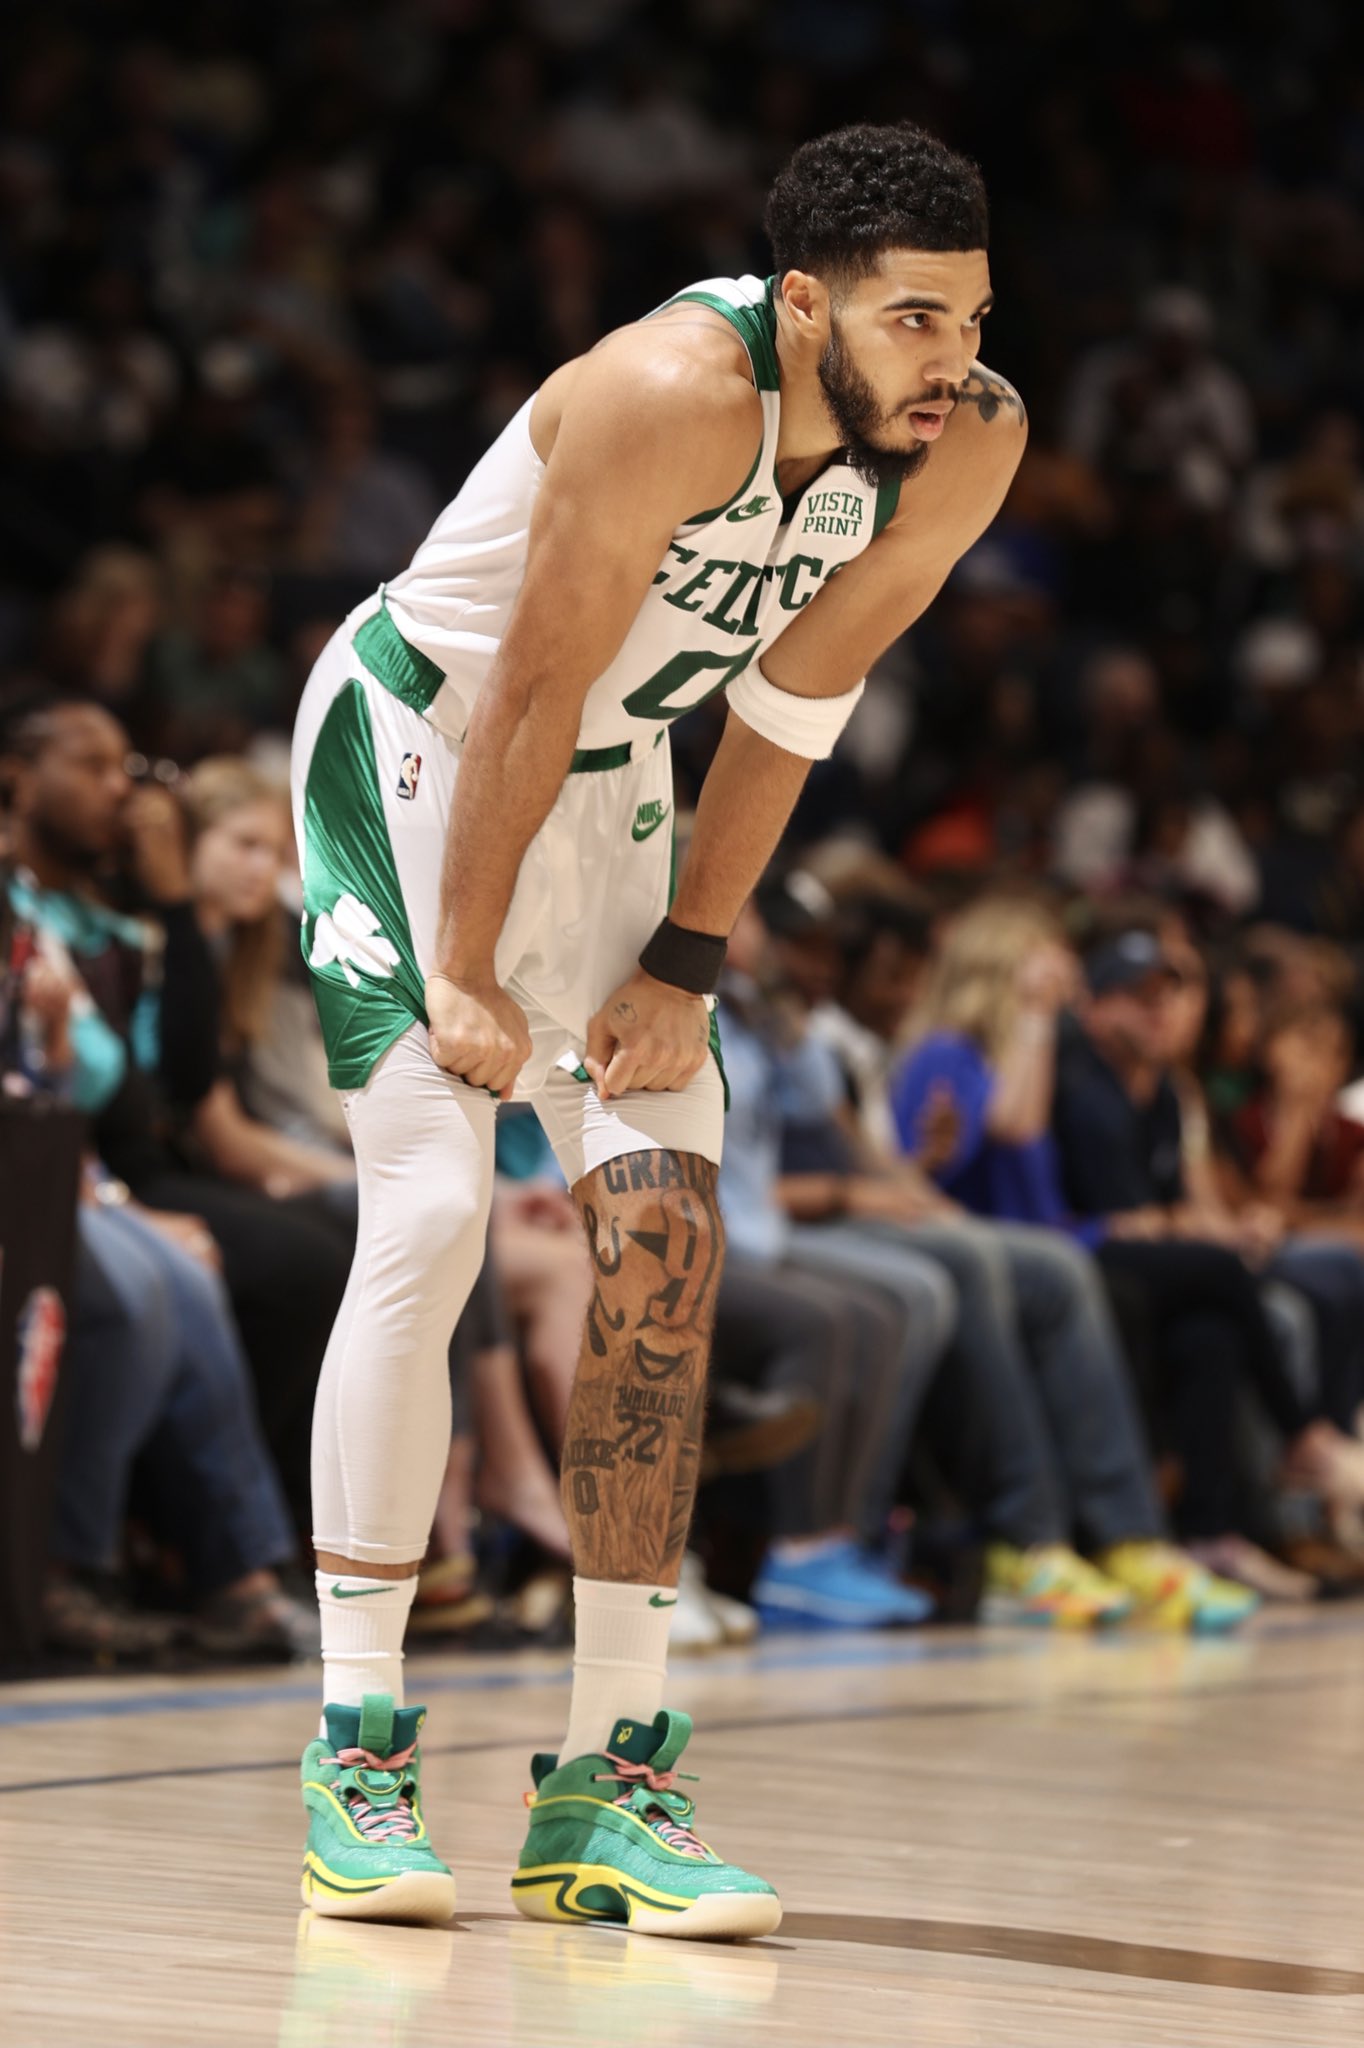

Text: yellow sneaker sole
xmin=511 ymin=1861 xmax=781 ymax=1940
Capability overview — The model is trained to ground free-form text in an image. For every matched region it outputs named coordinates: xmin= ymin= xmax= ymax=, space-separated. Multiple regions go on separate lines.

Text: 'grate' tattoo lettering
xmin=561 ymin=1152 xmax=722 ymax=1581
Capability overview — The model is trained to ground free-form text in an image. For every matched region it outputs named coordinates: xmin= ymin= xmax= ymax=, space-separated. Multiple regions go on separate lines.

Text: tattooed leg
xmin=563 ymin=1149 xmax=723 ymax=1586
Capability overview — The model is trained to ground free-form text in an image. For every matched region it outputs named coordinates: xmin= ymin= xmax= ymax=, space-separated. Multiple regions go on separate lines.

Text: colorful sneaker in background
xmin=512 ymin=1710 xmax=781 ymax=1939
xmin=750 ymin=1538 xmax=935 ymax=1629
xmin=1097 ymin=1541 xmax=1260 ymax=1633
xmin=300 ymin=1693 xmax=456 ymax=1924
xmin=980 ymin=1543 xmax=1134 ymax=1628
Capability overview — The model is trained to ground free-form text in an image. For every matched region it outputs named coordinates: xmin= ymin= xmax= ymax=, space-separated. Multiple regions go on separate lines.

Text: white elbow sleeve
xmin=725 ymin=662 xmax=865 ymax=761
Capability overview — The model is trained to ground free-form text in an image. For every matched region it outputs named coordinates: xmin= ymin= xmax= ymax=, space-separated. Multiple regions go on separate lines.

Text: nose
xmin=924 ymin=337 xmax=973 ymax=395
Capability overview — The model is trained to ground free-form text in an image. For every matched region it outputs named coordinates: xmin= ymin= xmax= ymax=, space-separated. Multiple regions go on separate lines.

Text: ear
xmin=776 ymin=269 xmax=831 ymax=346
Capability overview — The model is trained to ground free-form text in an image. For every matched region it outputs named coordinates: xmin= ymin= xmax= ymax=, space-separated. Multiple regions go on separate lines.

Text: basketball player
xmin=293 ymin=121 xmax=1025 ymax=1936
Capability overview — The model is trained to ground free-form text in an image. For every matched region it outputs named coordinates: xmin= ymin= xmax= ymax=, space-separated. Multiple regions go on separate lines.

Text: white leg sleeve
xmin=311 ymin=1025 xmax=497 ymax=1564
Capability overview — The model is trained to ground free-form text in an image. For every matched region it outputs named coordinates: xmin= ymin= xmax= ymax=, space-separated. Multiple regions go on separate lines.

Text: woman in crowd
xmin=182 ymin=756 xmax=578 ymax=1612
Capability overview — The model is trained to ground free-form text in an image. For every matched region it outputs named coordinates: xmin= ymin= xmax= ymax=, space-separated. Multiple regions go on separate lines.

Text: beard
xmin=817 ymin=318 xmax=943 ymax=489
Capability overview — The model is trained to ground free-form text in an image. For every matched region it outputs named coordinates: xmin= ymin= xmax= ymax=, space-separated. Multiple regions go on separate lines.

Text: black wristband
xmin=638 ymin=917 xmax=728 ymax=997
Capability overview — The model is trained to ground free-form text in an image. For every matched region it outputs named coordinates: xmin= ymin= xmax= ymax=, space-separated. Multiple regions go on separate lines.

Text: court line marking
xmin=4 ymin=1604 xmax=1360 ymax=1734
xmin=2 ymin=1653 xmax=1360 ymax=1799
xmin=0 ymin=1631 xmax=1035 ymax=1731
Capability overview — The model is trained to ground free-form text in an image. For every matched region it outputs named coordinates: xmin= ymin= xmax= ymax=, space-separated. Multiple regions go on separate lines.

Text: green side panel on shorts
xmin=352 ymin=600 xmax=445 ymax=715
xmin=668 ymin=820 xmax=729 ymax=1115
xmin=301 ymin=678 xmax=426 ymax=1089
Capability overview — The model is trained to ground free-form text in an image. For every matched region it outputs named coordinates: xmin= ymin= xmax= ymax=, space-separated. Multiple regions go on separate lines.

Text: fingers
xmin=601 ymin=1041 xmax=707 ymax=1096
xmin=584 ymin=1011 xmax=616 ymax=1098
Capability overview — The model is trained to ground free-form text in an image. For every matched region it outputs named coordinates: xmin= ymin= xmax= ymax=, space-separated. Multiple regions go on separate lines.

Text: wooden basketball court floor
xmin=4 ymin=1612 xmax=1364 ymax=2048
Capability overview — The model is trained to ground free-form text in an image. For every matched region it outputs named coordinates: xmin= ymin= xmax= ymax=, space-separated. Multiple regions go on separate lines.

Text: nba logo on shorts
xmin=396 ymin=752 xmax=422 ymax=800
xmin=16 ymin=1285 xmax=66 ymax=1452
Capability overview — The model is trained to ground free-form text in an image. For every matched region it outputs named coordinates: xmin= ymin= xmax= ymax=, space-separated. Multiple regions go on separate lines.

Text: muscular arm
xmin=669 ymin=360 xmax=1028 ymax=939
xmin=432 ymin=340 xmax=758 ymax=983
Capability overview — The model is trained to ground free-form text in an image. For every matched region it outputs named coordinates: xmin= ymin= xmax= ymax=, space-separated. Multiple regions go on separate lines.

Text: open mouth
xmin=907 ymin=405 xmax=952 ymax=440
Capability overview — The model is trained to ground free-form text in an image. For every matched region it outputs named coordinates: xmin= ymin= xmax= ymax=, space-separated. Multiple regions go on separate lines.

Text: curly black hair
xmin=764 ymin=122 xmax=988 ymax=288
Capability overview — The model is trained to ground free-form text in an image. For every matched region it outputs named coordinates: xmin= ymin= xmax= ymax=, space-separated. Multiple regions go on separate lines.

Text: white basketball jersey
xmin=383 ymin=275 xmax=900 ymax=751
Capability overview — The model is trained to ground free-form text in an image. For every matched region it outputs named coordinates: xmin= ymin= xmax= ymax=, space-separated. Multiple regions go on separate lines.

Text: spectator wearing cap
xmin=732 ymin=884 xmax=1248 ymax=1631
xmin=1052 ymin=925 xmax=1364 ymax=1585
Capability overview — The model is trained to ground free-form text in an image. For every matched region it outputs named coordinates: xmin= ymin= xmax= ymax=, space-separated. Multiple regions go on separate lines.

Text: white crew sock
xmin=317 ymin=1570 xmax=420 ymax=1715
xmin=559 ymin=1576 xmax=676 ymax=1765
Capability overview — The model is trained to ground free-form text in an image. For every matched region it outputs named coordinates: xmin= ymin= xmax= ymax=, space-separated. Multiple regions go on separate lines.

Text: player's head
xmin=765 ymin=122 xmax=991 ymax=487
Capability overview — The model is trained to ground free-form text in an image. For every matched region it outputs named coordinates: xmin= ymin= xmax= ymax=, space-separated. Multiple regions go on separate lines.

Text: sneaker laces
xmin=592 ymin=1752 xmax=708 ymax=1859
xmin=335 ymin=1741 xmax=420 ymax=1843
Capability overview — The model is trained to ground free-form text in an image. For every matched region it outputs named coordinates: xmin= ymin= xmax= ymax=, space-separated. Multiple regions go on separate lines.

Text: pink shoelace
xmin=336 ymin=1742 xmax=419 ymax=1844
xmin=593 ymin=1752 xmax=708 ymax=1859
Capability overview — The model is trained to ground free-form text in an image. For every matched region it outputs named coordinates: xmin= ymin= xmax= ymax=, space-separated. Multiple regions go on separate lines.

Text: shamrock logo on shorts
xmin=309 ymin=893 xmax=401 ymax=988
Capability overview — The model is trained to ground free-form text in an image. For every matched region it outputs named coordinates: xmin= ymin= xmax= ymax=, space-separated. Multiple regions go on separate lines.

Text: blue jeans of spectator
xmin=1266 ymin=1239 xmax=1364 ymax=1430
xmin=786 ymin=1217 xmax=1066 ymax=1549
xmin=862 ymin=1218 xmax=1162 ymax=1550
xmin=772 ymin=1230 xmax=957 ymax=1536
xmin=55 ymin=1206 xmax=296 ymax=1593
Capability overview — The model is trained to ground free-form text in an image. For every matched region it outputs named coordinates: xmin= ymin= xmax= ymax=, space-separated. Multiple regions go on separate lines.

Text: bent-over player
xmin=292 ymin=120 xmax=1026 ymax=1935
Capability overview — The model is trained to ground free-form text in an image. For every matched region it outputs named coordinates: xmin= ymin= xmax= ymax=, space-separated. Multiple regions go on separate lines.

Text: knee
xmin=388 ymin=1172 xmax=492 ymax=1275
xmin=911 ymin=1260 xmax=958 ymax=1357
xmin=578 ymin=1154 xmax=725 ymax=1338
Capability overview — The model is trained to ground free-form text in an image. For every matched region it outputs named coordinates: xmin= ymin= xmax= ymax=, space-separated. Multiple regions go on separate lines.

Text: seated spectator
xmin=1235 ymin=1001 xmax=1364 ymax=1227
xmin=893 ymin=902 xmax=1364 ymax=1595
xmin=1 ymin=888 xmax=314 ymax=1660
xmin=732 ymin=888 xmax=1253 ymax=1631
xmin=3 ymin=696 xmax=352 ymax=1524
xmin=183 ymin=756 xmax=357 ymax=1204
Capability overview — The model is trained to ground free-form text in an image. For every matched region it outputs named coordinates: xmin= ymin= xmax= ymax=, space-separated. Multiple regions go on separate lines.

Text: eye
xmin=899 ymin=312 xmax=929 ymax=330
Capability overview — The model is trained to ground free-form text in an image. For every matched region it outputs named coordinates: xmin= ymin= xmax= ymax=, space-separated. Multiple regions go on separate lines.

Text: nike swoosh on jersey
xmin=631 ymin=807 xmax=672 ymax=842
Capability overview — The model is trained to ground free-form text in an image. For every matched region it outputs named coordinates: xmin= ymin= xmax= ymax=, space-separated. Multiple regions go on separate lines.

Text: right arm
xmin=424 ymin=332 xmax=759 ymax=1093
xmin=986 ymin=945 xmax=1078 ymax=1144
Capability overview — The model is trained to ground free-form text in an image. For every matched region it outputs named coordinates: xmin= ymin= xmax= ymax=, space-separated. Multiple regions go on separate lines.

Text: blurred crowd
xmin=5 ymin=0 xmax=1364 ymax=1665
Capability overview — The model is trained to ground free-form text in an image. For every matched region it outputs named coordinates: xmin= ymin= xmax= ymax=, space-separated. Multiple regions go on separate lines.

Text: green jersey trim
xmin=354 ymin=603 xmax=664 ymax=776
xmin=655 ymin=281 xmax=776 ymax=526
xmin=872 ymin=475 xmax=902 ymax=537
xmin=661 ymin=283 xmax=781 ymax=393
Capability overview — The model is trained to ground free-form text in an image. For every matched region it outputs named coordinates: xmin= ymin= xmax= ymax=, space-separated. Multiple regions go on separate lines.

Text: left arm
xmin=602 ymin=367 xmax=1027 ymax=1090
xmin=191 ymin=1078 xmax=356 ymax=1198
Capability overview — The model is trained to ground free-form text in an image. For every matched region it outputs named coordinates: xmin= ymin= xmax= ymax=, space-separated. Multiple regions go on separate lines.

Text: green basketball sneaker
xmin=299 ymin=1693 xmax=456 ymax=1924
xmin=511 ymin=1709 xmax=781 ymax=1940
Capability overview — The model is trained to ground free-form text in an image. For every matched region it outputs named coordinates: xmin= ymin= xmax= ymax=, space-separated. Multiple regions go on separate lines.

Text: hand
xmin=1234 ymin=1205 xmax=1286 ymax=1267
xmin=138 ymin=1206 xmax=222 ymax=1272
xmin=1265 ymin=1017 xmax=1344 ymax=1115
xmin=1015 ymin=942 xmax=1079 ymax=1015
xmin=425 ymin=973 xmax=531 ymax=1098
xmin=501 ymin=1181 xmax=578 ymax=1232
xmin=123 ymin=785 xmax=192 ymax=904
xmin=914 ymin=1082 xmax=962 ymax=1173
xmin=585 ymin=968 xmax=710 ymax=1099
xmin=1106 ymin=1206 xmax=1168 ymax=1241
xmin=23 ymin=955 xmax=76 ymax=1030
xmin=845 ymin=1175 xmax=951 ymax=1226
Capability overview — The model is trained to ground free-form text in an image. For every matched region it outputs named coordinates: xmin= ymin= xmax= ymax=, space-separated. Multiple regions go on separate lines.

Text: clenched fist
xmin=424 ymin=972 xmax=532 ymax=1099
xmin=585 ymin=966 xmax=711 ymax=1099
